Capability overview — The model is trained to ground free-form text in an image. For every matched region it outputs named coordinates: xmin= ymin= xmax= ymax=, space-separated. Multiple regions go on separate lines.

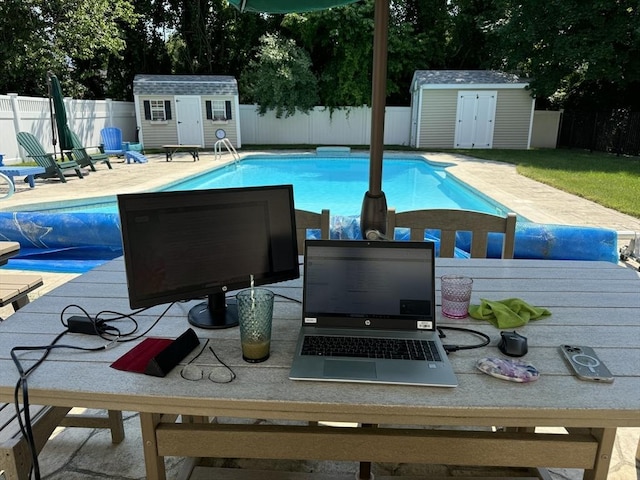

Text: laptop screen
xmin=303 ymin=240 xmax=436 ymax=331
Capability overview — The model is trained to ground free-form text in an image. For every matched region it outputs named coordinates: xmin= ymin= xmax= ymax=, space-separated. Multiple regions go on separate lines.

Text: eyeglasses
xmin=180 ymin=339 xmax=236 ymax=383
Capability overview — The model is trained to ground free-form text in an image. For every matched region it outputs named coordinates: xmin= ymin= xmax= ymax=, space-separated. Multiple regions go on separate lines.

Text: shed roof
xmin=133 ymin=75 xmax=238 ymax=96
xmin=411 ymin=70 xmax=528 ymax=90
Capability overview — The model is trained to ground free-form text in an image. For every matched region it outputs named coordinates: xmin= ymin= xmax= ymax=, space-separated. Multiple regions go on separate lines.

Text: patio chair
xmin=100 ymin=127 xmax=125 ymax=156
xmin=16 ymin=132 xmax=84 ymax=183
xmin=68 ymin=131 xmax=112 ymax=170
xmin=294 ymin=209 xmax=330 ymax=254
xmin=386 ymin=208 xmax=517 ymax=259
xmin=100 ymin=127 xmax=144 ymax=157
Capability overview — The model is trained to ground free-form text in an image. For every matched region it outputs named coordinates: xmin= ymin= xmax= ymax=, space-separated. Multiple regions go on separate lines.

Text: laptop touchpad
xmin=324 ymin=360 xmax=377 ymax=379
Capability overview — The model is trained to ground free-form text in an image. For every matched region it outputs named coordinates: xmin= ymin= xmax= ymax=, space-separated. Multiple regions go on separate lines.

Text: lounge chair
xmin=100 ymin=127 xmax=124 ymax=156
xmin=69 ymin=131 xmax=112 ymax=170
xmin=100 ymin=127 xmax=144 ymax=157
xmin=16 ymin=132 xmax=84 ymax=183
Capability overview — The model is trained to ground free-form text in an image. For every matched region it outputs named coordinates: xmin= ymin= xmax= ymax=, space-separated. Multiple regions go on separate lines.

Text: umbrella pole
xmin=360 ymin=0 xmax=389 ymax=239
xmin=46 ymin=72 xmax=61 ymax=161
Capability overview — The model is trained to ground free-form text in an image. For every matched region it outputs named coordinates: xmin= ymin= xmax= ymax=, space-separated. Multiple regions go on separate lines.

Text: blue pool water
xmin=0 ymin=153 xmax=620 ymax=271
xmin=37 ymin=155 xmax=505 ymax=216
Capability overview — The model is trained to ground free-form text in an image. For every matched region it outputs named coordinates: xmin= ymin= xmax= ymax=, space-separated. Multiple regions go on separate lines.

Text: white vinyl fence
xmin=239 ymin=105 xmax=411 ymax=146
xmin=0 ymin=94 xmax=136 ymax=163
xmin=1 ymin=93 xmax=558 ymax=164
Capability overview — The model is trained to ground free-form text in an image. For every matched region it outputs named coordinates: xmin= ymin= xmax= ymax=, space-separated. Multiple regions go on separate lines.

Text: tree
xmin=485 ymin=0 xmax=640 ymax=110
xmin=0 ymin=0 xmax=137 ymax=98
xmin=240 ymin=33 xmax=319 ymax=118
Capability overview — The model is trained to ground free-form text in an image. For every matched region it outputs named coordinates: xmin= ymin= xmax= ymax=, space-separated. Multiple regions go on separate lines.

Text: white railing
xmin=214 ymin=137 xmax=240 ymax=161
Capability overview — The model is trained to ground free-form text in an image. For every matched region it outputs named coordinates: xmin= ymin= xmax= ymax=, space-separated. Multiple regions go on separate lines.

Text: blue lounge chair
xmin=100 ymin=127 xmax=125 ymax=156
xmin=101 ymin=127 xmax=144 ymax=157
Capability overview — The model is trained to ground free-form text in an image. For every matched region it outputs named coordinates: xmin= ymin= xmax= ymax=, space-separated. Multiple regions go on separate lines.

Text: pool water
xmin=40 ymin=155 xmax=506 ymax=216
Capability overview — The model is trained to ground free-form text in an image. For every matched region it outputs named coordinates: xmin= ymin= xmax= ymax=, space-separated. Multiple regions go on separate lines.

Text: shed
xmin=410 ymin=70 xmax=534 ymax=149
xmin=132 ymin=74 xmax=241 ymax=149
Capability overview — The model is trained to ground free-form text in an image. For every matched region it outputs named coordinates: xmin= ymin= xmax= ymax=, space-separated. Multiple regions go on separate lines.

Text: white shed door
xmin=454 ymin=91 xmax=497 ymax=148
xmin=175 ymin=96 xmax=203 ymax=146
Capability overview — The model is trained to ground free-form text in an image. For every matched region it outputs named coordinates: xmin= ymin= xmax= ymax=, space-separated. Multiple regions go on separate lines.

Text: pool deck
xmin=1 ymin=149 xmax=639 ymax=480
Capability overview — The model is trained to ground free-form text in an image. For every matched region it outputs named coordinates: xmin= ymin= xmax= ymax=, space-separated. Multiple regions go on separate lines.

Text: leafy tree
xmin=240 ymin=33 xmax=319 ymax=118
xmin=103 ymin=0 xmax=174 ymax=100
xmin=167 ymin=0 xmax=279 ymax=78
xmin=485 ymin=0 xmax=640 ymax=110
xmin=0 ymin=0 xmax=137 ymax=97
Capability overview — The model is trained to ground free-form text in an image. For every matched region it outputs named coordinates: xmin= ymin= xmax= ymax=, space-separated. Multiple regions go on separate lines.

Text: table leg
xmin=140 ymin=412 xmax=167 ymax=480
xmin=165 ymin=150 xmax=172 ymax=162
xmin=582 ymin=427 xmax=616 ymax=480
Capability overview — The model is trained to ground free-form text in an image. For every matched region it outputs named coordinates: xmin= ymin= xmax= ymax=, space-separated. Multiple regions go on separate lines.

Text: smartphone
xmin=560 ymin=345 xmax=614 ymax=383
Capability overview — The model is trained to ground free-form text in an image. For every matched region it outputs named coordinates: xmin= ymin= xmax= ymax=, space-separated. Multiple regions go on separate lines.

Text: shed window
xmin=143 ymin=100 xmax=172 ymax=121
xmin=206 ymin=100 xmax=232 ymax=121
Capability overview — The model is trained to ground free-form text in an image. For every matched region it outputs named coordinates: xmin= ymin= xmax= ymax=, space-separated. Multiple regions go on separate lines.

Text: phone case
xmin=560 ymin=345 xmax=614 ymax=383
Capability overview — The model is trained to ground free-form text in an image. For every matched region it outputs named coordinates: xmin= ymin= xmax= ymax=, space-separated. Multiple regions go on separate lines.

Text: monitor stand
xmin=188 ymin=292 xmax=239 ymax=329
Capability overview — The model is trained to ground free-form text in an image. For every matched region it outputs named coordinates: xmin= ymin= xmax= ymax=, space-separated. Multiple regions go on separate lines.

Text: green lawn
xmin=453 ymin=148 xmax=640 ymax=219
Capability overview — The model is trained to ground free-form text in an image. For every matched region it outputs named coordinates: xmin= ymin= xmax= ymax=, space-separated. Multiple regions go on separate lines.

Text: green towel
xmin=468 ymin=298 xmax=551 ymax=328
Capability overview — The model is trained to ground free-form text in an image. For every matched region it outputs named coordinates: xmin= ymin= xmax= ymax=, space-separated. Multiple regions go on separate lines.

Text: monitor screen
xmin=117 ymin=185 xmax=300 ymax=329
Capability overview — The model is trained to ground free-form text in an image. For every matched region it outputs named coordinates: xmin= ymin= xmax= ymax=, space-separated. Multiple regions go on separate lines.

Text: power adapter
xmin=67 ymin=316 xmax=102 ymax=335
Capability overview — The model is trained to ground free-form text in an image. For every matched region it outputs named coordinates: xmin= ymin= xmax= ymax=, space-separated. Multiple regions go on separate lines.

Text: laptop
xmin=289 ymin=240 xmax=458 ymax=387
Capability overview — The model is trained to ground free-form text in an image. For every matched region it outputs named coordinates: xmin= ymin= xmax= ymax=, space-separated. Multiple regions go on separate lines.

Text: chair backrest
xmin=16 ymin=132 xmax=47 ymax=157
xmin=100 ymin=127 xmax=123 ymax=152
xmin=16 ymin=132 xmax=55 ymax=169
xmin=295 ymin=209 xmax=330 ymax=254
xmin=387 ymin=208 xmax=517 ymax=259
xmin=69 ymin=130 xmax=84 ymax=149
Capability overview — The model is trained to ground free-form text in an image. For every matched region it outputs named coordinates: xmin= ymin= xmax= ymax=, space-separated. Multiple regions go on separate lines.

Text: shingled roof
xmin=411 ymin=70 xmax=528 ymax=89
xmin=133 ymin=75 xmax=238 ymax=96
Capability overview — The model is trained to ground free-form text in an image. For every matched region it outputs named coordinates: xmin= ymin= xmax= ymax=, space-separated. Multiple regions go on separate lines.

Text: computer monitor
xmin=117 ymin=185 xmax=300 ymax=329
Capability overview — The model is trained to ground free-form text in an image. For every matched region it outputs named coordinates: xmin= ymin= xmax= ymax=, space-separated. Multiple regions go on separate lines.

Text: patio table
xmin=0 ymin=257 xmax=638 ymax=480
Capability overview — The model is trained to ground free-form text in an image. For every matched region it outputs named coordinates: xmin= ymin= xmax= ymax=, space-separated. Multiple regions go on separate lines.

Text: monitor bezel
xmin=117 ymin=185 xmax=300 ymax=323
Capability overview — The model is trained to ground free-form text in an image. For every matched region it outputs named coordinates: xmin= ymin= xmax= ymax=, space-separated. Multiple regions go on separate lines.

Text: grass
xmin=452 ymin=148 xmax=640 ymax=219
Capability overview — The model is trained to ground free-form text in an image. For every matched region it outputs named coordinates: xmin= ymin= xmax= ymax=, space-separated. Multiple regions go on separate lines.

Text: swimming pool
xmin=0 ymin=153 xmax=619 ymax=271
xmin=28 ymin=154 xmax=507 ymax=216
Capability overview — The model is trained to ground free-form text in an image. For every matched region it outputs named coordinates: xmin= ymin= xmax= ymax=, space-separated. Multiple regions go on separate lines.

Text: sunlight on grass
xmin=454 ymin=149 xmax=640 ymax=218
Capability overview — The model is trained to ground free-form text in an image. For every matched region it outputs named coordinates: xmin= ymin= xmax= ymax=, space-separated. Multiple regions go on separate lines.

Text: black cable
xmin=438 ymin=326 xmax=492 ymax=353
xmin=10 ymin=302 xmax=173 ymax=479
xmin=274 ymin=292 xmax=302 ymax=303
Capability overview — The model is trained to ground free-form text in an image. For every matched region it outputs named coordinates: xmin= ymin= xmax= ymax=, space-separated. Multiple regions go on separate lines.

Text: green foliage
xmin=485 ymin=0 xmax=640 ymax=109
xmin=1 ymin=0 xmax=638 ymax=110
xmin=240 ymin=33 xmax=319 ymax=118
xmin=0 ymin=0 xmax=137 ymax=98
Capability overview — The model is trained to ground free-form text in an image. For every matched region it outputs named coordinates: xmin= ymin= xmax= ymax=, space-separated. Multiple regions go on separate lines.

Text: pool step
xmin=316 ymin=146 xmax=351 ymax=156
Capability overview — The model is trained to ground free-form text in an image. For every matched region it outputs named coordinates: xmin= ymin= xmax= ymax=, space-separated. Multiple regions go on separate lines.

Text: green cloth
xmin=468 ymin=298 xmax=551 ymax=329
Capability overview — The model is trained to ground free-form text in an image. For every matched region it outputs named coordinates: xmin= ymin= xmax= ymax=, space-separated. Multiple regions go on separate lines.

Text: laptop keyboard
xmin=301 ymin=335 xmax=442 ymax=361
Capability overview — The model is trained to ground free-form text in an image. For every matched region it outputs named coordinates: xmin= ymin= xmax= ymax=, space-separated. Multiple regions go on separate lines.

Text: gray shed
xmin=410 ymin=70 xmax=534 ymax=149
xmin=133 ymin=74 xmax=241 ymax=149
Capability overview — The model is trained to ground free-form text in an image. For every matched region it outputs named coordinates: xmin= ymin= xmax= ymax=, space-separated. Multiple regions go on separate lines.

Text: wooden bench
xmin=0 ymin=274 xmax=44 ymax=313
xmin=162 ymin=144 xmax=200 ymax=162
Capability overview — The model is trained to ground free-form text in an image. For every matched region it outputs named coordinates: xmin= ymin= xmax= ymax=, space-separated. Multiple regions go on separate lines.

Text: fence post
xmin=106 ymin=98 xmax=113 ymax=127
xmin=8 ymin=93 xmax=24 ymax=160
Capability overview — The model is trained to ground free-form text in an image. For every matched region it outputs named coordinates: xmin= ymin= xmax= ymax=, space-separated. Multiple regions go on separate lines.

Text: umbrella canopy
xmin=229 ymin=0 xmax=390 ymax=238
xmin=47 ymin=72 xmax=74 ymax=157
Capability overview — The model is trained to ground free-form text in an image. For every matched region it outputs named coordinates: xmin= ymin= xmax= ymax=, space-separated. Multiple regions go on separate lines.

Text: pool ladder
xmin=214 ymin=138 xmax=240 ymax=162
